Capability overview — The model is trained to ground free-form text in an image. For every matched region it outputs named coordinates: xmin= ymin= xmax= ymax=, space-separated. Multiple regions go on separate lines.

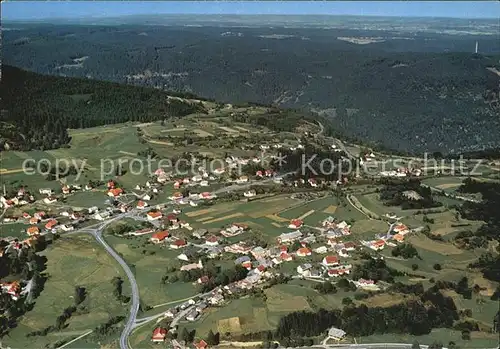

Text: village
xmin=0 ymin=145 xmax=483 ymax=349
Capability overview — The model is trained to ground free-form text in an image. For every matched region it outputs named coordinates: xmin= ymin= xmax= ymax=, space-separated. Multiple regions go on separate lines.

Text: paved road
xmin=64 ymin=211 xmax=139 ymax=349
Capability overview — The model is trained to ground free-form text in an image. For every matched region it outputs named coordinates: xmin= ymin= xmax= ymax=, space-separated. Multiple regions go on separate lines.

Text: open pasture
xmin=107 ymin=235 xmax=198 ymax=306
xmin=3 ymin=235 xmax=128 ymax=349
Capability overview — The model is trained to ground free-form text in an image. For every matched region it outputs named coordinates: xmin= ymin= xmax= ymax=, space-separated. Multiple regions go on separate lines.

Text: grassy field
xmin=105 ymin=235 xmax=199 ymax=307
xmin=422 ymin=176 xmax=466 ymax=192
xmin=357 ymin=328 xmax=499 ymax=348
xmin=1 ymin=123 xmax=152 ymax=193
xmin=3 ymin=234 xmax=129 ymax=349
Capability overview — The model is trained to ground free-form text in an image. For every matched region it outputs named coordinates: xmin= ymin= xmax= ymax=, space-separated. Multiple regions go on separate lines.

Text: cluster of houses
xmin=379 ymin=167 xmax=422 ymax=178
xmin=145 ymin=211 xmax=416 ymax=346
xmin=361 ymin=222 xmax=411 ymax=251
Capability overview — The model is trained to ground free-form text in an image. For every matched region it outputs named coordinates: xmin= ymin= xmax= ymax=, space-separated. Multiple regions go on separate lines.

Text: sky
xmin=2 ymin=1 xmax=499 ymax=21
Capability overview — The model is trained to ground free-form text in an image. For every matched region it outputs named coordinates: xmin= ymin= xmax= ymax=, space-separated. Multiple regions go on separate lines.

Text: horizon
xmin=2 ymin=1 xmax=500 ymax=21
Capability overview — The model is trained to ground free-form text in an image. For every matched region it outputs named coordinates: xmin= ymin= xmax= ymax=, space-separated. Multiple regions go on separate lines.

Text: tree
xmin=74 ymin=286 xmax=86 ymax=305
xmin=428 ymin=342 xmax=443 ymax=349
xmin=206 ymin=330 xmax=216 ymax=345
xmin=433 ymin=263 xmax=442 ymax=270
xmin=342 ymin=297 xmax=353 ymax=306
xmin=180 ymin=328 xmax=190 ymax=343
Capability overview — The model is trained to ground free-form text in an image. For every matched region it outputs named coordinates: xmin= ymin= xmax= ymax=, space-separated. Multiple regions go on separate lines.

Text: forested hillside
xmin=0 ymin=65 xmax=206 ymax=150
xmin=3 ymin=22 xmax=500 ymax=153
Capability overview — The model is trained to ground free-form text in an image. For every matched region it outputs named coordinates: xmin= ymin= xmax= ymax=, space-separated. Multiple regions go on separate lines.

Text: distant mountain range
xmin=3 ymin=19 xmax=500 ymax=153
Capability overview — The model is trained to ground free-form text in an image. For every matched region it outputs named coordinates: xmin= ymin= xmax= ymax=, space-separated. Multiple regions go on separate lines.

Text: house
xmin=235 ymin=256 xmax=251 ymax=265
xmin=45 ymin=219 xmax=58 ymax=230
xmin=195 ymin=340 xmax=208 ymax=349
xmin=277 ymin=230 xmax=302 ymax=244
xmin=308 ymin=178 xmax=318 ymax=187
xmin=107 ymin=188 xmax=123 ymax=197
xmin=107 ymin=180 xmax=115 ymax=189
xmin=186 ymin=310 xmax=200 ymax=322
xmin=236 ymin=176 xmax=248 ymax=184
xmin=169 ymin=192 xmax=183 ymax=200
xmin=356 ymin=278 xmax=376 ymax=288
xmin=43 ymin=196 xmax=57 ymax=204
xmin=151 ymin=327 xmax=167 ymax=342
xmin=224 ymin=242 xmax=252 ymax=254
xmin=208 ymin=293 xmax=224 ymax=305
xmin=27 ymin=226 xmax=40 ymax=236
xmin=288 ymin=219 xmax=303 ymax=229
xmin=129 ymin=228 xmax=155 ymax=236
xmin=393 ymin=233 xmax=405 ymax=242
xmin=88 ymin=206 xmax=99 ymax=214
xmin=243 ymin=190 xmax=256 ymax=198
xmin=280 ymin=253 xmax=293 ymax=262
xmin=370 ymin=239 xmax=386 ymax=251
xmin=60 ymin=224 xmax=74 ymax=232
xmin=170 ymin=239 xmax=187 ymax=249
xmin=197 ymin=276 xmax=210 ymax=284
xmin=200 ymin=180 xmax=209 ymax=187
xmin=196 ymin=302 xmax=208 ymax=313
xmin=137 ymin=200 xmax=148 ymax=209
xmin=94 ymin=211 xmax=111 ymax=221
xmin=251 ymin=246 xmax=267 ymax=259
xmin=199 ymin=192 xmax=214 ymax=200
xmin=314 ymin=246 xmax=328 ymax=254
xmin=164 ymin=308 xmax=178 ymax=318
xmin=393 ymin=223 xmax=410 ymax=235
xmin=205 ymin=235 xmax=219 ymax=246
xmin=39 ymin=188 xmax=53 ymax=195
xmin=344 ymin=241 xmax=357 ymax=251
xmin=180 ymin=260 xmax=203 ymax=271
xmin=242 ymin=261 xmax=253 ymax=270
xmin=29 ymin=217 xmax=39 ymax=225
xmin=61 ymin=185 xmax=70 ymax=194
xmin=322 ymin=255 xmax=339 ymax=267
xmin=296 ymin=247 xmax=312 ymax=257
xmin=192 ymin=229 xmax=208 ymax=239
xmin=190 ymin=200 xmax=198 ymax=207
xmin=151 ymin=231 xmax=169 ymax=244
xmin=213 ymin=168 xmax=225 ymax=175
xmin=328 ymin=327 xmax=346 ymax=341
xmin=256 ymin=170 xmax=263 ymax=178
xmin=147 ymin=211 xmax=162 ymax=221
xmin=297 ymin=263 xmax=312 ymax=276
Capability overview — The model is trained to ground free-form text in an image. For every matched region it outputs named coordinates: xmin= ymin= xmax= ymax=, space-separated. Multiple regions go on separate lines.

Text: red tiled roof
xmin=152 ymin=231 xmax=169 ymax=241
xmin=324 ymin=255 xmax=338 ymax=264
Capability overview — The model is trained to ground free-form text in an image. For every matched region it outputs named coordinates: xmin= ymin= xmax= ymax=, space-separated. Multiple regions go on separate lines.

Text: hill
xmin=0 ymin=64 xmax=207 ymax=150
xmin=3 ymin=22 xmax=500 ymax=153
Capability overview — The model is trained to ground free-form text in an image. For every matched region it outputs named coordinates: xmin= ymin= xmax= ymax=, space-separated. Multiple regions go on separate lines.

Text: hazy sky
xmin=3 ymin=1 xmax=499 ymax=20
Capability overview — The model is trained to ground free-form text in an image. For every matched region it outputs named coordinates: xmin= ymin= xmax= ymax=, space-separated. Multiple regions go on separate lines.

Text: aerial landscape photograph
xmin=0 ymin=1 xmax=499 ymax=348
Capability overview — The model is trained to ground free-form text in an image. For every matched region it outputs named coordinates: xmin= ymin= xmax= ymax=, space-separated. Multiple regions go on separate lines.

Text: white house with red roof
xmin=137 ymin=200 xmax=148 ymax=209
xmin=205 ymin=235 xmax=219 ymax=246
xmin=322 ymin=255 xmax=339 ymax=267
xmin=146 ymin=211 xmax=162 ymax=221
xmin=151 ymin=231 xmax=169 ymax=244
xmin=308 ymin=178 xmax=318 ymax=187
xmin=151 ymin=327 xmax=167 ymax=342
xmin=296 ymin=247 xmax=312 ymax=257
xmin=288 ymin=219 xmax=303 ymax=229
xmin=369 ymin=239 xmax=386 ymax=251
xmin=170 ymin=239 xmax=187 ymax=249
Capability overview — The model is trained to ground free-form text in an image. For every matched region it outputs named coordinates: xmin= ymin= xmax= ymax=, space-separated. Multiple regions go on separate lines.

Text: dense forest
xmin=457 ymin=178 xmax=500 ymax=282
xmin=3 ymin=23 xmax=500 ymax=153
xmin=0 ymin=65 xmax=206 ymax=150
xmin=378 ymin=178 xmax=443 ymax=210
xmin=275 ymin=285 xmax=458 ymax=339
